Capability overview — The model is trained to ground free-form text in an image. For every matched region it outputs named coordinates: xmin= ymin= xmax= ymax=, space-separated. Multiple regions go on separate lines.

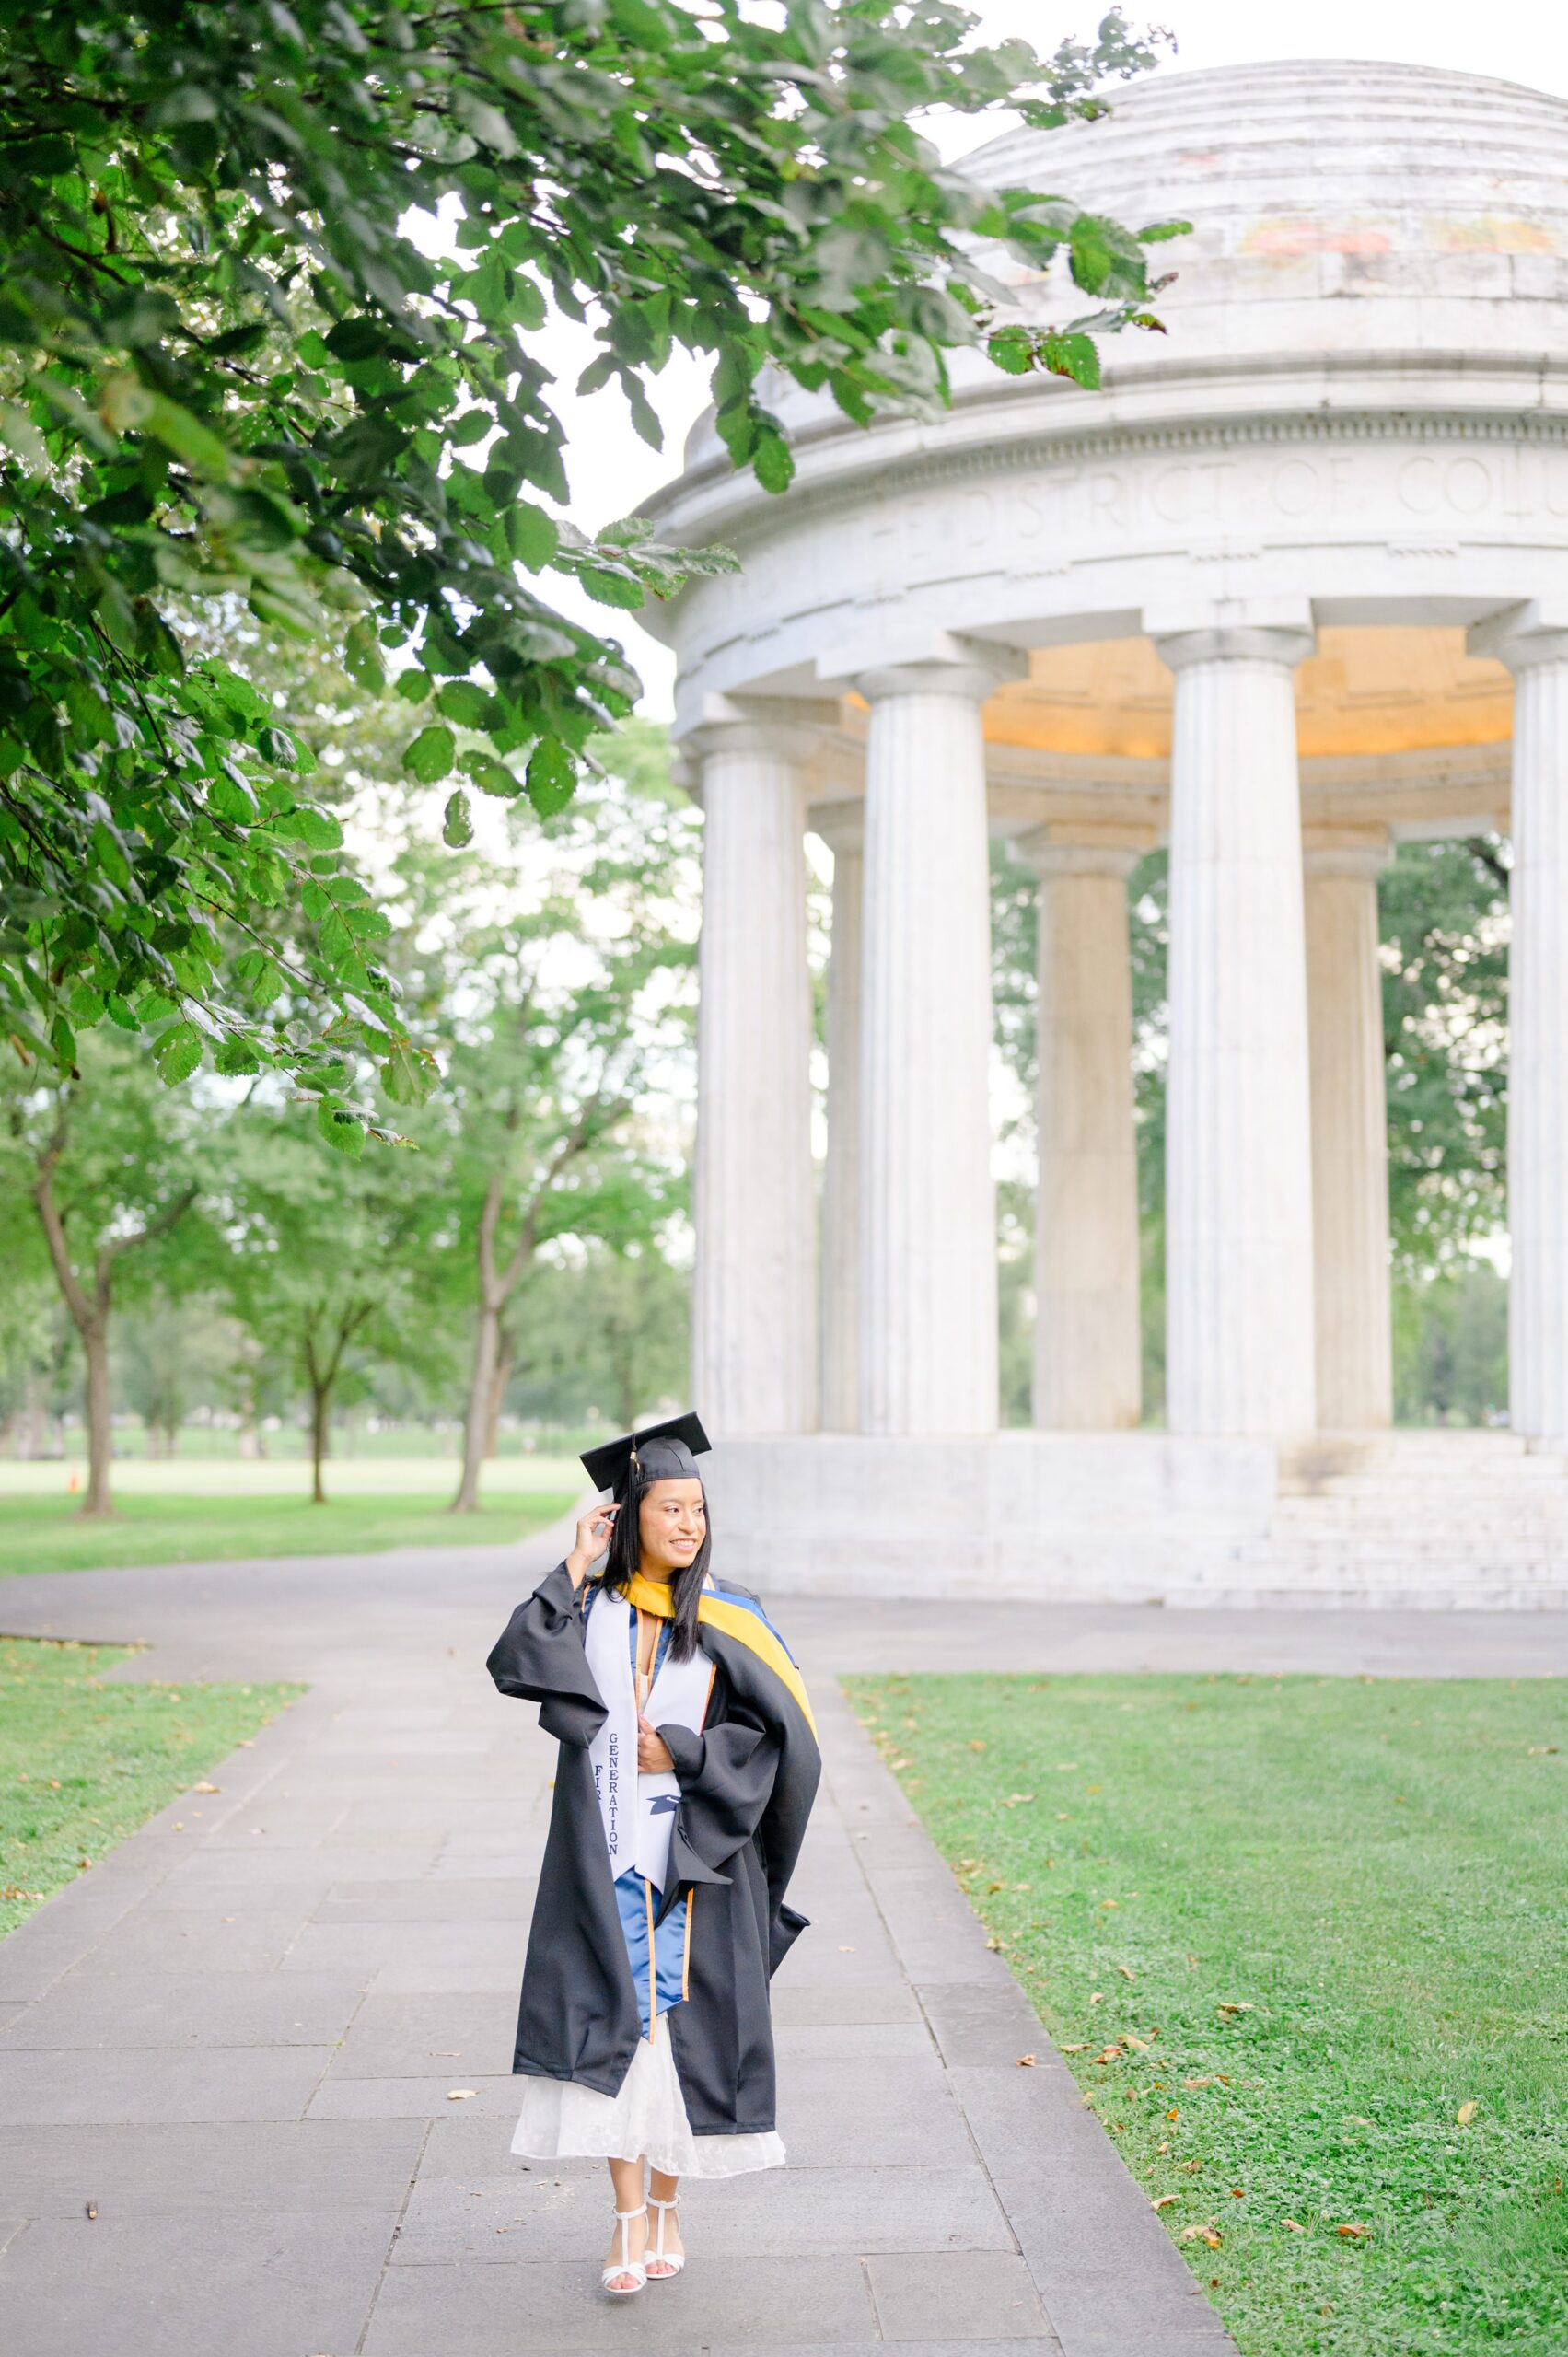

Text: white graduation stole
xmin=583 ymin=1585 xmax=714 ymax=1890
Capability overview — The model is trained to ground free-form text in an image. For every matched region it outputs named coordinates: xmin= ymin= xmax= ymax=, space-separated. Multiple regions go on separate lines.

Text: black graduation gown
xmin=486 ymin=1562 xmax=820 ymax=2136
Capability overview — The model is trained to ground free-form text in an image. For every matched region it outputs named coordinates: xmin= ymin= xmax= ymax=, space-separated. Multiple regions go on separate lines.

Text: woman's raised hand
xmin=564 ymin=1501 xmax=618 ymax=1588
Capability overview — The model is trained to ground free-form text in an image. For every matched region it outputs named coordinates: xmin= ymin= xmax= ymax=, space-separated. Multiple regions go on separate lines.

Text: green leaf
xmin=442 ymin=789 xmax=474 ymax=847
xmin=257 ymin=725 xmax=299 ymax=771
xmin=381 ymin=1036 xmax=436 ymax=1107
xmin=1040 ymin=331 xmax=1101 ymax=389
xmin=405 ymin=724 xmax=456 ymax=784
xmin=394 ymin=668 xmax=434 ymax=702
xmin=753 ymin=430 xmax=794 ymax=495
xmin=469 ymin=753 xmax=524 ymax=798
xmin=1068 ymin=215 xmax=1147 ymax=301
xmin=579 ymin=565 xmax=645 ymax=610
xmin=90 ymin=820 xmax=131 ymax=891
xmin=207 ymin=774 xmax=258 ymax=824
xmin=527 ymin=738 xmax=576 ymax=819
xmin=1138 ymin=219 xmax=1193 ymax=244
xmin=278 ymin=803 xmax=343 ymax=851
xmin=317 ymin=1098 xmax=366 ymax=1155
xmin=435 ymin=679 xmax=489 ymax=727
xmin=507 ymin=504 xmax=560 ymax=571
xmin=155 ymin=1020 xmax=203 ymax=1086
xmin=988 ymin=325 xmax=1037 ymax=377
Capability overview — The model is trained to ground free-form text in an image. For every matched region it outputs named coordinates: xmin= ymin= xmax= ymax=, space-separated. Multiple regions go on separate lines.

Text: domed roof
xmin=964 ymin=57 xmax=1568 ymax=371
xmin=664 ymin=59 xmax=1568 ymax=503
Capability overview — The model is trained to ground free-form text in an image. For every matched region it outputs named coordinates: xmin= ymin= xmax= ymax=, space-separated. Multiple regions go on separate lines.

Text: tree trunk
xmin=451 ymin=1297 xmax=500 ymax=1514
xmin=483 ymin=1324 xmax=515 ymax=1462
xmin=308 ymin=1383 xmax=331 ymax=1505
xmin=80 ymin=1319 xmax=114 ymax=1516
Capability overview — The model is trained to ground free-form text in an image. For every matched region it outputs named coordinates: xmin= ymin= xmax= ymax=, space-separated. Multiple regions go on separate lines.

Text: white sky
xmin=540 ymin=2 xmax=1568 ymax=714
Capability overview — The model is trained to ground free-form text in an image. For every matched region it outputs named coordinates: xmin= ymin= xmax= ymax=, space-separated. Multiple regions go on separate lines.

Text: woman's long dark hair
xmin=598 ymin=1472 xmax=712 ymax=1661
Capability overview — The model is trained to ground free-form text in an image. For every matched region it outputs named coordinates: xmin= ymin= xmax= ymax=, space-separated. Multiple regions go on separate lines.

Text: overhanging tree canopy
xmin=0 ymin=0 xmax=1180 ymax=1141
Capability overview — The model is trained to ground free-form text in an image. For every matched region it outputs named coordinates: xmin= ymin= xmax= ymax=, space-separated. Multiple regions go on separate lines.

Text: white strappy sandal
xmin=601 ymin=2204 xmax=647 ymax=2297
xmin=645 ymin=2194 xmax=685 ymax=2279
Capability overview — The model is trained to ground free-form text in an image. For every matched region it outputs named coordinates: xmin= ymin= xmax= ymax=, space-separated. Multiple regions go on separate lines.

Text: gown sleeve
xmin=656 ymin=1678 xmax=819 ymax=1970
xmin=485 ymin=1562 xmax=608 ymax=1747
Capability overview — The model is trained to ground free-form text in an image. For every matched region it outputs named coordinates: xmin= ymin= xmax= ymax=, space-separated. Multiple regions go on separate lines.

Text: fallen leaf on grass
xmin=1152 ymin=2194 xmax=1179 ymax=2211
xmin=1336 ymin=2223 xmax=1368 ymax=2240
xmin=1282 ymin=2219 xmax=1305 ymax=2233
xmin=1181 ymin=2224 xmax=1221 ymax=2248
xmin=1166 ymin=2107 xmax=1180 ymax=2122
xmin=1185 ymin=2075 xmax=1215 ymax=2088
xmin=968 ymin=1739 xmax=988 ymax=1752
xmin=1457 ymin=2100 xmax=1478 ymax=2126
xmin=1001 ymin=1793 xmax=1036 ymax=1807
xmin=1093 ymin=2045 xmax=1124 ymax=2065
xmin=1527 ymin=1745 xmax=1560 ymax=1756
xmin=1089 ymin=1991 xmax=1105 ymax=2004
xmin=1117 ymin=1964 xmax=1135 ymax=1981
xmin=1062 ymin=2042 xmax=1091 ymax=2053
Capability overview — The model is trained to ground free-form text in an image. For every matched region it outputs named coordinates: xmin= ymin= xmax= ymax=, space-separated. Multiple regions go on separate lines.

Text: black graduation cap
xmin=579 ymin=1411 xmax=712 ymax=1503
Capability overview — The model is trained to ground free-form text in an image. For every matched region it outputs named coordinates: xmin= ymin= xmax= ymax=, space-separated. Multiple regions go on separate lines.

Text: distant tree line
xmin=0 ymin=674 xmax=699 ymax=1515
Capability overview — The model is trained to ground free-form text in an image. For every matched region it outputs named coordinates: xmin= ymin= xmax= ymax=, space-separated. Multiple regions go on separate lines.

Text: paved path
xmin=4 ymin=1537 xmax=1566 ymax=2357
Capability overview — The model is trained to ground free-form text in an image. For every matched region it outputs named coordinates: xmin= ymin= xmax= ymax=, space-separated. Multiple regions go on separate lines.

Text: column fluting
xmin=814 ymin=802 xmax=864 ymax=1433
xmin=854 ymin=651 xmax=1010 ymax=1434
xmin=690 ymin=720 xmax=818 ymax=1436
xmin=1305 ymin=839 xmax=1394 ymax=1431
xmin=1018 ymin=831 xmax=1144 ymax=1431
xmin=1156 ymin=623 xmax=1318 ymax=1437
xmin=1471 ymin=610 xmax=1568 ymax=1445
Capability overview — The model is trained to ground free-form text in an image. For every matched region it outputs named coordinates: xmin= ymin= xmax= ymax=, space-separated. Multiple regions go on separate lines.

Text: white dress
xmin=512 ymin=2009 xmax=785 ymax=2178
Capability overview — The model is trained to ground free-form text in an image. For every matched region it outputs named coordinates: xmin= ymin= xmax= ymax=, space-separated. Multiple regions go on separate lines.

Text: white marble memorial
xmin=642 ymin=60 xmax=1568 ymax=1604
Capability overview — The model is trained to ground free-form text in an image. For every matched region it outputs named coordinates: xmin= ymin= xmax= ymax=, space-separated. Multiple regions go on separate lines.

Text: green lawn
xmin=846 ymin=1672 xmax=1568 ymax=2357
xmin=1 ymin=1637 xmax=302 ymax=1936
xmin=0 ymin=1487 xmax=577 ymax=1578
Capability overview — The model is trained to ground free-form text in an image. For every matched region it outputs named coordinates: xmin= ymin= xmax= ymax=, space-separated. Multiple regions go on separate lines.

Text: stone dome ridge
xmin=956 ymin=58 xmax=1568 ymax=348
xmin=963 ymin=56 xmax=1568 ymax=192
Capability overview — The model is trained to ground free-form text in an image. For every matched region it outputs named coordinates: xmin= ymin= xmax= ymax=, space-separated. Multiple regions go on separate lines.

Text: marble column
xmin=854 ymin=643 xmax=1021 ymax=1434
xmin=1469 ymin=604 xmax=1568 ymax=1446
xmin=1304 ymin=838 xmax=1394 ymax=1430
xmin=1017 ymin=829 xmax=1144 ymax=1431
xmin=1156 ymin=621 xmax=1318 ymax=1437
xmin=813 ymin=802 xmax=864 ymax=1433
xmin=689 ymin=716 xmax=818 ymax=1435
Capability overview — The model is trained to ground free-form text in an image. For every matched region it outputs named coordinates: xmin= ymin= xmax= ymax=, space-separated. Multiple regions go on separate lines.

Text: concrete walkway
xmin=4 ymin=1534 xmax=1565 ymax=2357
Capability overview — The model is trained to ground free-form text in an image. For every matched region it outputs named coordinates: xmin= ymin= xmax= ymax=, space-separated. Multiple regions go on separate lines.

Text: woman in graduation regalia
xmin=486 ymin=1414 xmax=819 ymax=2297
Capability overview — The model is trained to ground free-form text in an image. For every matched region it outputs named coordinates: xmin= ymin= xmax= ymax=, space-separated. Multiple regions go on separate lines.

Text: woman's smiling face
xmin=637 ymin=1475 xmax=706 ymax=1575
